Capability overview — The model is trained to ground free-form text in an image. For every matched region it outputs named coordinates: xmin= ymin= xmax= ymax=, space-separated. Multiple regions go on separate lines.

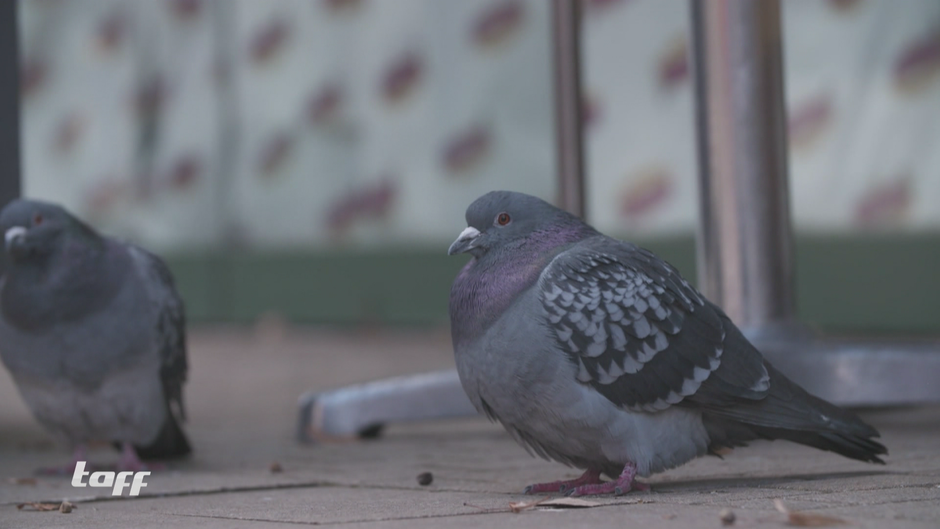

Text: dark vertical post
xmin=0 ymin=0 xmax=21 ymax=276
xmin=551 ymin=0 xmax=586 ymax=218
xmin=689 ymin=0 xmax=795 ymax=332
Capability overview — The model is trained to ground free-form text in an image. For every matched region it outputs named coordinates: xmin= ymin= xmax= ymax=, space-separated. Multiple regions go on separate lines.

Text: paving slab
xmin=4 ymin=487 xmax=938 ymax=529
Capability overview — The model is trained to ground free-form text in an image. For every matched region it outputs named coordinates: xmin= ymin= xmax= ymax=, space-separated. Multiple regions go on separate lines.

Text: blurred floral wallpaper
xmin=17 ymin=0 xmax=940 ymax=253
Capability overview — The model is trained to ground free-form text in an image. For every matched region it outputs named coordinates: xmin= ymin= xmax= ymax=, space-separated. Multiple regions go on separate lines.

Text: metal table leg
xmin=298 ymin=370 xmax=475 ymax=442
xmin=0 ymin=0 xmax=21 ymax=276
xmin=690 ymin=0 xmax=795 ymax=333
xmin=298 ymin=0 xmax=940 ymax=441
xmin=551 ymin=0 xmax=586 ymax=218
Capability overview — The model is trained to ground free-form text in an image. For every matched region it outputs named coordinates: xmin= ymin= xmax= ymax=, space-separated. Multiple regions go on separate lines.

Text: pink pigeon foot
xmin=566 ymin=462 xmax=649 ymax=497
xmin=524 ymin=468 xmax=603 ymax=494
xmin=36 ymin=445 xmax=89 ymax=476
xmin=117 ymin=442 xmax=165 ymax=472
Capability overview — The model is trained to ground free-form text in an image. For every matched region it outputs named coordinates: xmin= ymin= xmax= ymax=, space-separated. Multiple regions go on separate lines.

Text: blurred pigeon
xmin=0 ymin=199 xmax=191 ymax=472
xmin=448 ymin=191 xmax=886 ymax=496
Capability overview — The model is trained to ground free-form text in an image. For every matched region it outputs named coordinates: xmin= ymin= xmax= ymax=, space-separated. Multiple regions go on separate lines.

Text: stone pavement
xmin=1 ymin=326 xmax=939 ymax=528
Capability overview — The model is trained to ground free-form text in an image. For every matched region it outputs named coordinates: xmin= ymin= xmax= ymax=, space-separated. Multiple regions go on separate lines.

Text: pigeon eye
xmin=496 ymin=212 xmax=511 ymax=226
xmin=33 ymin=214 xmax=43 ymax=226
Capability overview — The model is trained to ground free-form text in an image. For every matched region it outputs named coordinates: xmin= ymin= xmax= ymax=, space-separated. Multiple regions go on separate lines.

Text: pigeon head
xmin=1 ymin=199 xmax=100 ymax=263
xmin=448 ymin=191 xmax=592 ymax=258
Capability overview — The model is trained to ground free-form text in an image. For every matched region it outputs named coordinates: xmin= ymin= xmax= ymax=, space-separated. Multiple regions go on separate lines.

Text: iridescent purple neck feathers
xmin=450 ymin=223 xmax=596 ymax=346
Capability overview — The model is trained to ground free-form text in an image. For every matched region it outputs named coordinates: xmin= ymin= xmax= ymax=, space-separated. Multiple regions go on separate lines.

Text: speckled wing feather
xmin=129 ymin=246 xmax=188 ymax=421
xmin=539 ymin=238 xmax=770 ymax=413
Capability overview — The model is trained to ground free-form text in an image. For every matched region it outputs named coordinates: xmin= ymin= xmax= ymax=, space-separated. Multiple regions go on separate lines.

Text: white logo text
xmin=71 ymin=461 xmax=150 ymax=496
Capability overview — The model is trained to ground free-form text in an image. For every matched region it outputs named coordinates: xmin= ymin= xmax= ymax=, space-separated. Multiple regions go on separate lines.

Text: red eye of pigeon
xmin=496 ymin=212 xmax=511 ymax=226
xmin=33 ymin=214 xmax=43 ymax=226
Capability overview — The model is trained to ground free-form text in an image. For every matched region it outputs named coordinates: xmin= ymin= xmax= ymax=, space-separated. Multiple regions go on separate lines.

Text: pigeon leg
xmin=36 ymin=445 xmax=88 ymax=476
xmin=524 ymin=468 xmax=603 ymax=494
xmin=565 ymin=461 xmax=649 ymax=497
xmin=117 ymin=442 xmax=165 ymax=472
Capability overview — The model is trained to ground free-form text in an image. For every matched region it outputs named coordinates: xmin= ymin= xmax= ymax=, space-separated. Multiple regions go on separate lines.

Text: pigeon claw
xmin=562 ymin=462 xmax=647 ymax=497
xmin=564 ymin=481 xmax=630 ymax=497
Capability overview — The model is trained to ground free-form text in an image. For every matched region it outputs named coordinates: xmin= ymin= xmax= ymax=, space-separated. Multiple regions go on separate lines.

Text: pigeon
xmin=0 ymin=199 xmax=191 ymax=472
xmin=448 ymin=191 xmax=886 ymax=497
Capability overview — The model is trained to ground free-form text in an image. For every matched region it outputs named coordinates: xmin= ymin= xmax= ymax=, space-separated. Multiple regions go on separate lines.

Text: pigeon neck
xmin=1 ymin=239 xmax=129 ymax=331
xmin=450 ymin=225 xmax=595 ymax=344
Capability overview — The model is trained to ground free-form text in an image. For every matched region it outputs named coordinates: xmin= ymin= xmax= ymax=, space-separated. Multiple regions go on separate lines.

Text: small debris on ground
xmin=464 ymin=497 xmax=550 ymax=514
xmin=417 ymin=471 xmax=433 ymax=486
xmin=509 ymin=497 xmax=552 ymax=513
xmin=7 ymin=477 xmax=37 ymax=486
xmin=269 ymin=462 xmax=283 ymax=473
xmin=540 ymin=498 xmax=600 ymax=509
xmin=17 ymin=502 xmax=74 ymax=512
xmin=719 ymin=507 xmax=736 ymax=526
xmin=464 ymin=496 xmax=600 ymax=514
xmin=773 ymin=499 xmax=847 ymax=527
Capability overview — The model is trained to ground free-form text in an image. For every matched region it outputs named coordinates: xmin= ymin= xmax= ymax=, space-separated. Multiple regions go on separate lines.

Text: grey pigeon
xmin=448 ymin=191 xmax=886 ymax=496
xmin=0 ymin=199 xmax=190 ymax=472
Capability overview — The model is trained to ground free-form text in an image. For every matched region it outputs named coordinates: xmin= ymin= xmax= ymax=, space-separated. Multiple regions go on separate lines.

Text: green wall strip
xmin=165 ymin=234 xmax=939 ymax=333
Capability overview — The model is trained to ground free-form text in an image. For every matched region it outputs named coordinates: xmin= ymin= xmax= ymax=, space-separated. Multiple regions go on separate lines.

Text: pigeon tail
xmin=702 ymin=363 xmax=887 ymax=464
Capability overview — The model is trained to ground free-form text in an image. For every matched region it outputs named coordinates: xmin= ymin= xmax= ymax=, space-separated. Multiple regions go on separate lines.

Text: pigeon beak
xmin=448 ymin=226 xmax=481 ymax=256
xmin=4 ymin=226 xmax=26 ymax=252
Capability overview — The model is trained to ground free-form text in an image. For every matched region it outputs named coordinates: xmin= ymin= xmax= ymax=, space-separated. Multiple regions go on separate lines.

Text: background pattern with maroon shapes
xmin=18 ymin=0 xmax=940 ymax=252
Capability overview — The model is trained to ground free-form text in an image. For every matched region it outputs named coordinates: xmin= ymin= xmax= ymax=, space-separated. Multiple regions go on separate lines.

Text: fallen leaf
xmin=786 ymin=512 xmax=849 ymax=527
xmin=8 ymin=477 xmax=37 ymax=486
xmin=17 ymin=502 xmax=62 ymax=512
xmin=508 ymin=496 xmax=551 ymax=513
xmin=464 ymin=496 xmax=593 ymax=514
xmin=774 ymin=499 xmax=847 ymax=527
xmin=59 ymin=501 xmax=74 ymax=513
xmin=540 ymin=497 xmax=600 ymax=509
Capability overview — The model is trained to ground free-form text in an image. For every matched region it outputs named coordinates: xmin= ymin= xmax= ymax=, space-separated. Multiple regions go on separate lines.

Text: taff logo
xmin=71 ymin=462 xmax=150 ymax=496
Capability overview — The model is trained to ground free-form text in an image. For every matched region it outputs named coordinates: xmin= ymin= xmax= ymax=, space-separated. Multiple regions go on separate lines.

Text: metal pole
xmin=0 ymin=0 xmax=21 ymax=276
xmin=689 ymin=0 xmax=795 ymax=332
xmin=551 ymin=0 xmax=586 ymax=218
